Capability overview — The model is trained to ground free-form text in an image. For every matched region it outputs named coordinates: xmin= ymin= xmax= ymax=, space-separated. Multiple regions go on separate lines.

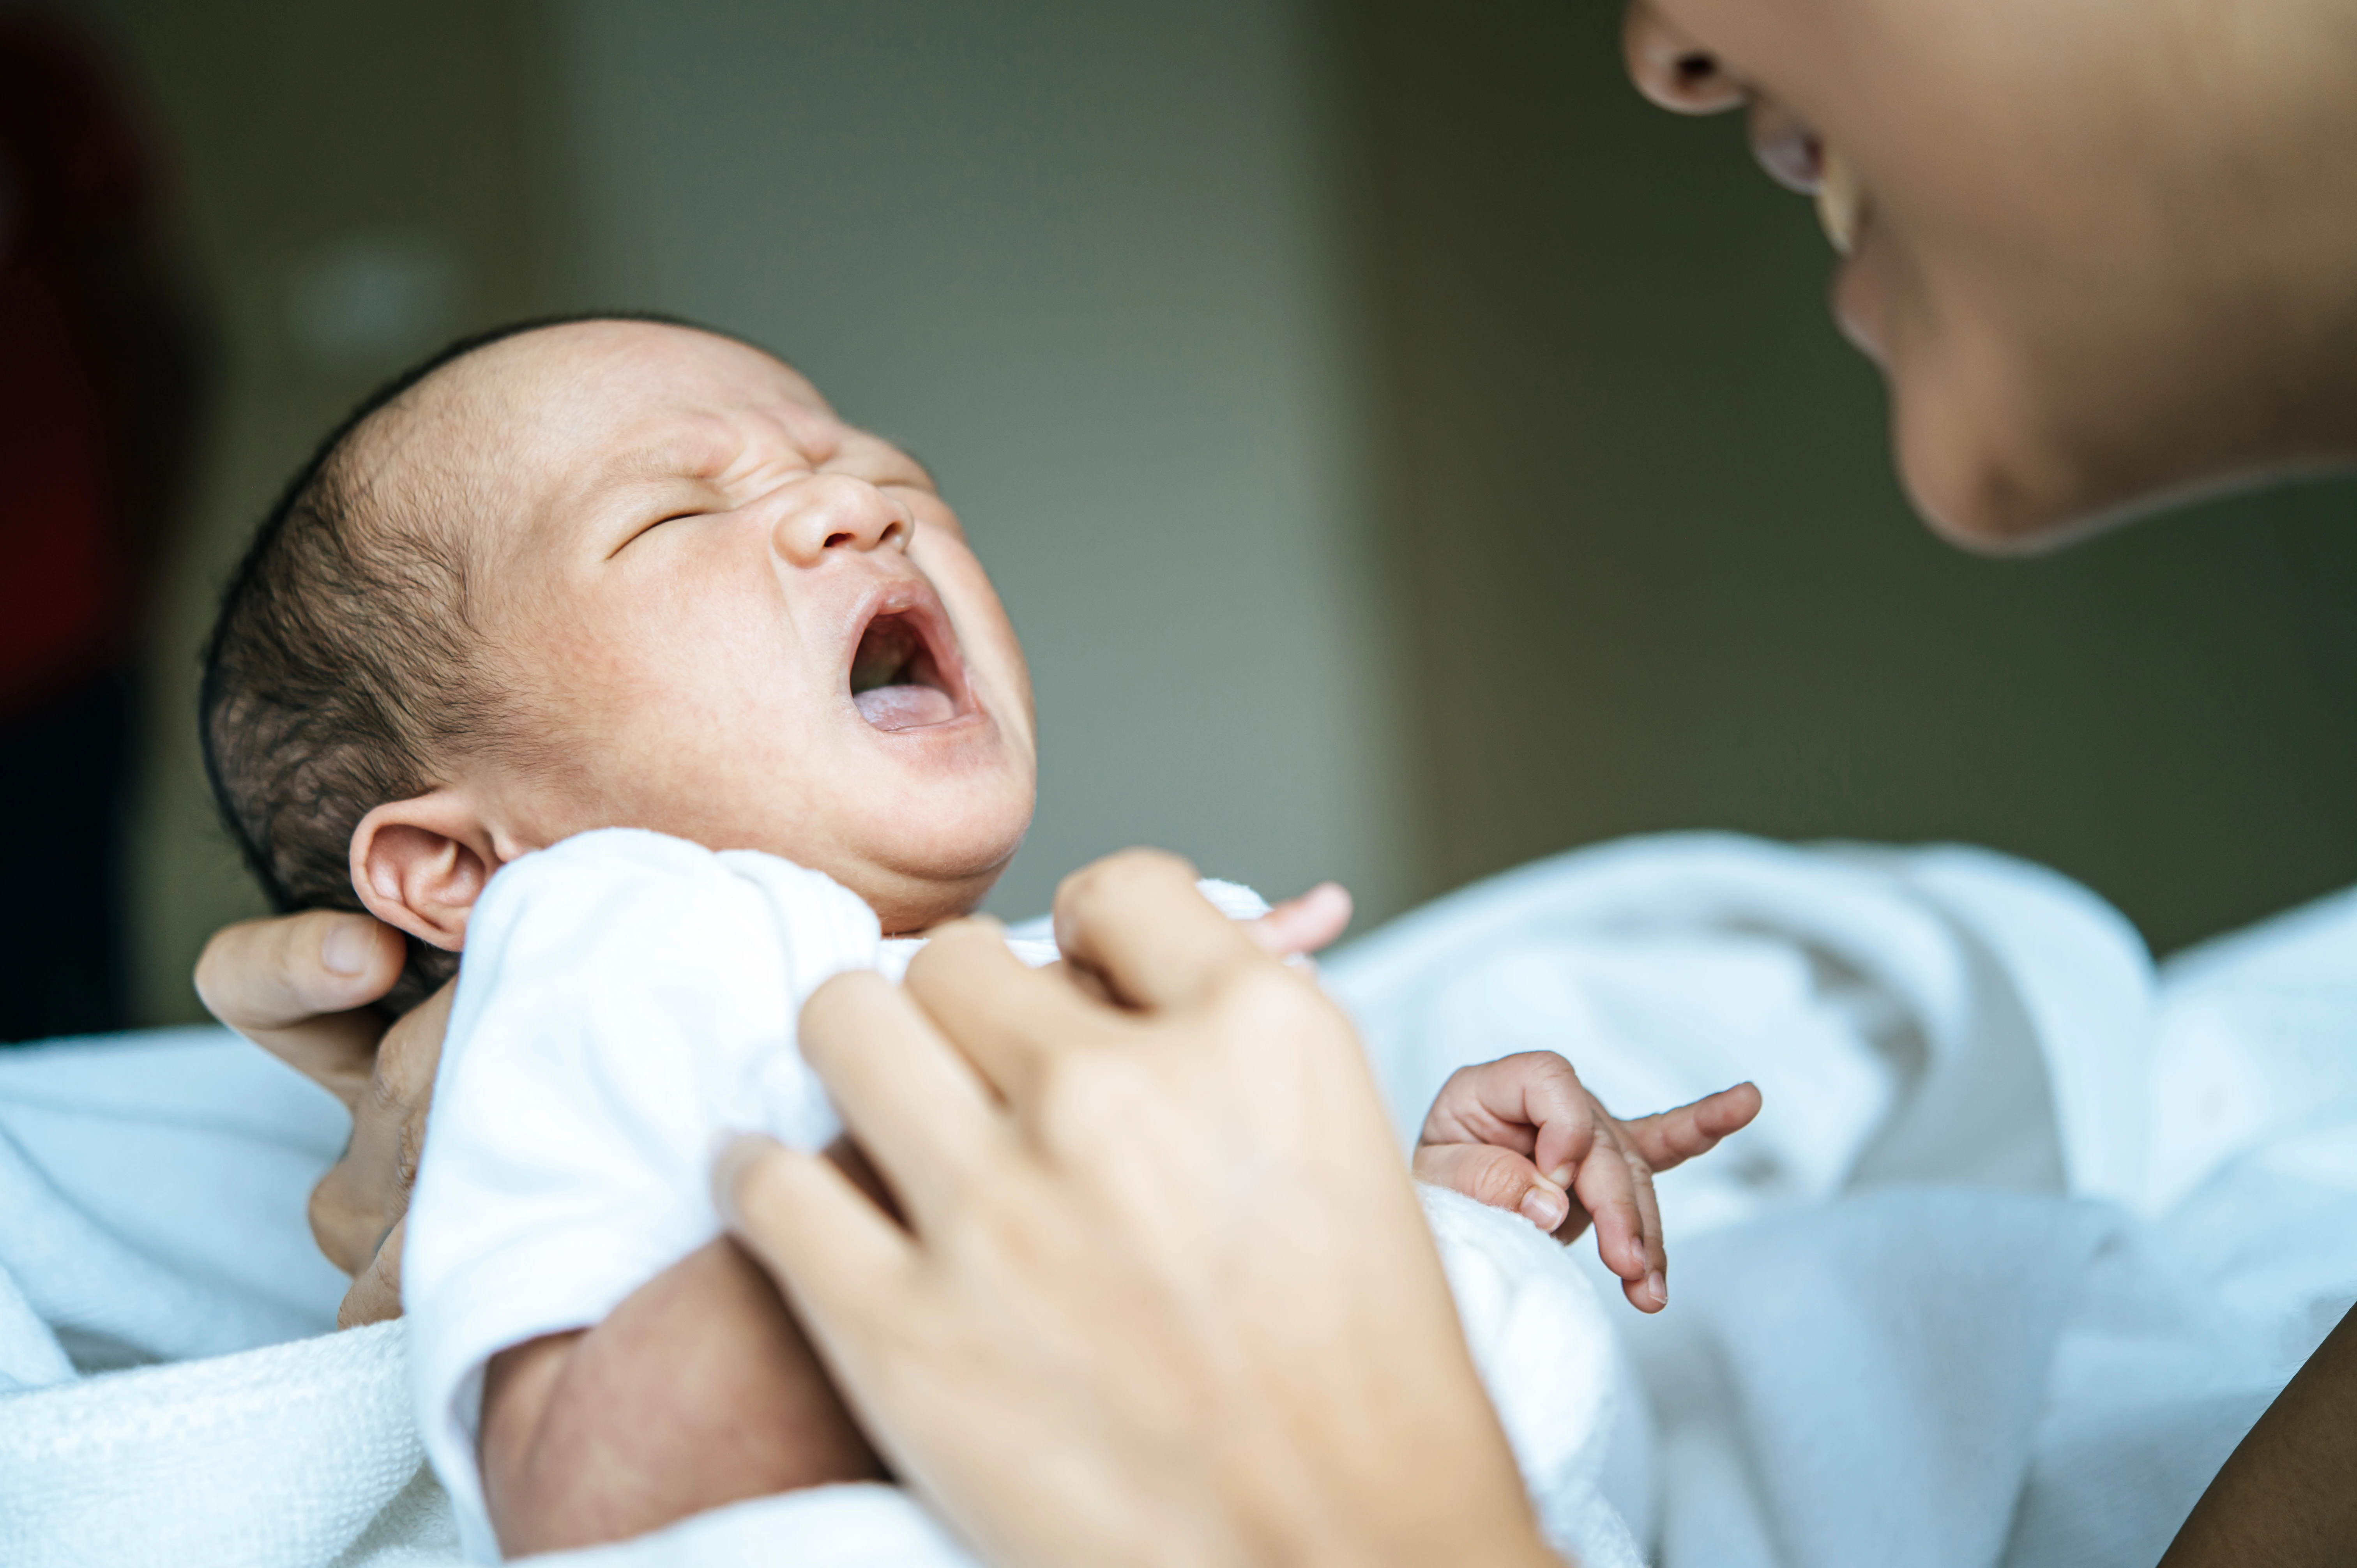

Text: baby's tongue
xmin=855 ymin=684 xmax=957 ymax=731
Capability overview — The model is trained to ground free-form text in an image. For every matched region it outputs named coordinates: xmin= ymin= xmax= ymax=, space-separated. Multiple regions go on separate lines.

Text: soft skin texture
xmin=472 ymin=885 xmax=1362 ymax=1556
xmin=193 ymin=908 xmax=424 ymax=1328
xmin=1414 ymin=1053 xmax=1761 ymax=1312
xmin=478 ymin=1152 xmax=898 ymax=1556
xmin=1623 ymin=0 xmax=2357 ymax=548
xmin=720 ymin=851 xmax=1560 ymax=1568
xmin=479 ymin=1237 xmax=886 ymax=1554
xmin=2159 ymin=1301 xmax=2357 ymax=1568
xmin=339 ymin=320 xmax=1041 ymax=951
xmin=195 ymin=2 xmax=2357 ymax=1555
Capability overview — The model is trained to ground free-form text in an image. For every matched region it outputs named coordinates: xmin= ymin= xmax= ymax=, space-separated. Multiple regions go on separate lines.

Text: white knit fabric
xmin=3 ymin=832 xmax=2352 ymax=1567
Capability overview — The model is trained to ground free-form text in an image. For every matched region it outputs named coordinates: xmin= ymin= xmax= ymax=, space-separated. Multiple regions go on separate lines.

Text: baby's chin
xmin=831 ymin=816 xmax=1033 ymax=934
xmin=855 ymin=861 xmax=1016 ymax=936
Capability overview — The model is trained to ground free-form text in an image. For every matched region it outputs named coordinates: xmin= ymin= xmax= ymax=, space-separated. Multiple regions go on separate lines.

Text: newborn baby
xmin=199 ymin=318 xmax=1754 ymax=1561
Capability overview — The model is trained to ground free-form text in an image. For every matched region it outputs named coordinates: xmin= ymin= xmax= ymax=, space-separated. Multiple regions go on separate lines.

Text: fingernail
xmin=1546 ymin=1164 xmax=1574 ymax=1187
xmin=323 ymin=918 xmax=376 ymax=976
xmin=1648 ymin=1271 xmax=1668 ymax=1307
xmin=1520 ymin=1183 xmax=1569 ymax=1232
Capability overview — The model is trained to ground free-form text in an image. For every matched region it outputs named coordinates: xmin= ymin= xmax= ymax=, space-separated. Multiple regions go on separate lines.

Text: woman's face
xmin=1624 ymin=0 xmax=2357 ymax=550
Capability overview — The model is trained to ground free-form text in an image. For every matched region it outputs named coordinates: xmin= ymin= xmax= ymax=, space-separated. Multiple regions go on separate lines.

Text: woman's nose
xmin=1624 ymin=0 xmax=1747 ymax=115
xmin=770 ymin=473 xmax=912 ymax=567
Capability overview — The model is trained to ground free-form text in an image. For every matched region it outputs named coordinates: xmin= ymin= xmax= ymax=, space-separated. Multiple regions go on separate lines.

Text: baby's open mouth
xmin=849 ymin=609 xmax=961 ymax=731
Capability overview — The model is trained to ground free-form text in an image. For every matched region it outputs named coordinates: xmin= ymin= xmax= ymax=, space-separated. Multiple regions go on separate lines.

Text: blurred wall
xmin=51 ymin=0 xmax=2357 ymax=1026
xmin=1342 ymin=0 xmax=2357 ymax=954
xmin=56 ymin=0 xmax=565 ymax=1023
xmin=545 ymin=0 xmax=1415 ymax=927
xmin=64 ymin=0 xmax=1415 ymax=1022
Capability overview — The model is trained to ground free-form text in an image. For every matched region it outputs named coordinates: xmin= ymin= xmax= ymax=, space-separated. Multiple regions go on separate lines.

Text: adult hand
xmin=718 ymin=850 xmax=1557 ymax=1568
xmin=194 ymin=909 xmax=447 ymax=1327
xmin=1246 ymin=879 xmax=1353 ymax=962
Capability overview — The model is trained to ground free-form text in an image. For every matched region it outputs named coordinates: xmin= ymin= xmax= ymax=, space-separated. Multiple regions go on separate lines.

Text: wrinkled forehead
xmin=348 ymin=322 xmax=836 ymax=540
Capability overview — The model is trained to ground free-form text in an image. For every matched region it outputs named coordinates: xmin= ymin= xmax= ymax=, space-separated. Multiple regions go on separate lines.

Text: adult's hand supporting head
xmin=718 ymin=849 xmax=1556 ymax=1568
xmin=191 ymin=881 xmax=1347 ymax=1333
xmin=194 ymin=909 xmax=447 ymax=1327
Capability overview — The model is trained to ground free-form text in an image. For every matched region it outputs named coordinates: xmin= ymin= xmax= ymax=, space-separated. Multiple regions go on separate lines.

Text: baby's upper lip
xmin=843 ymin=575 xmax=973 ymax=715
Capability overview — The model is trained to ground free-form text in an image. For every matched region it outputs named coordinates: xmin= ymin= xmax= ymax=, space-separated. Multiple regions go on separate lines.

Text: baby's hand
xmin=1414 ymin=1054 xmax=1760 ymax=1313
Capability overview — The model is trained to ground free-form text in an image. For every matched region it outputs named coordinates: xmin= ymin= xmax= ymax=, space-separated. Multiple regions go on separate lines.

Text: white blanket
xmin=2 ymin=832 xmax=2351 ymax=1566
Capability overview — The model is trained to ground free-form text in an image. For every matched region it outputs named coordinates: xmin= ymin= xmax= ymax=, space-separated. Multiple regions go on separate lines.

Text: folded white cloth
xmin=2 ymin=831 xmax=2351 ymax=1568
xmin=0 ymin=1030 xmax=439 ymax=1566
xmin=1325 ymin=833 xmax=2345 ymax=1567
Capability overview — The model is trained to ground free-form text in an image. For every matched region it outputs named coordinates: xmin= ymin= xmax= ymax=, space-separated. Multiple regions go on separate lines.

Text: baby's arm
xmin=468 ymin=870 xmax=1352 ymax=1556
xmin=1415 ymin=1053 xmax=1760 ymax=1312
xmin=479 ymin=1141 xmax=891 ymax=1556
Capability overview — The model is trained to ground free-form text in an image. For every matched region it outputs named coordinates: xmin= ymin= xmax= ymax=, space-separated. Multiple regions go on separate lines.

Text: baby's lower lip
xmin=855 ymin=684 xmax=960 ymax=731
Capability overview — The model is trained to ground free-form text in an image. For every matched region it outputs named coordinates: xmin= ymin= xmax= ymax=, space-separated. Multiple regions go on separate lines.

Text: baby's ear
xmin=349 ymin=793 xmax=505 ymax=951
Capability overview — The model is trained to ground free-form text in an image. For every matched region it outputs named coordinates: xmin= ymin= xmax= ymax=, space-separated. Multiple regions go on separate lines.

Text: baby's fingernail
xmin=1546 ymin=1164 xmax=1574 ymax=1187
xmin=1520 ymin=1185 xmax=1569 ymax=1231
xmin=323 ymin=917 xmax=376 ymax=976
xmin=1648 ymin=1271 xmax=1668 ymax=1307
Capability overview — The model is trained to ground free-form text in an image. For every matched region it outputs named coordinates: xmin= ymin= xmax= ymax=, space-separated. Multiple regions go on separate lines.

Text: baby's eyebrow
xmin=604 ymin=426 xmax=741 ymax=485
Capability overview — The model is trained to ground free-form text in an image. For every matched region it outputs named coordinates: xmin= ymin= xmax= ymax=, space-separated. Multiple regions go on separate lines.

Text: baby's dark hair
xmin=200 ymin=311 xmax=714 ymax=1012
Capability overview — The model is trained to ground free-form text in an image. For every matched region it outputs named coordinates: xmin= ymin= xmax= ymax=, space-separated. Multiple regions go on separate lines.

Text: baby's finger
xmin=1567 ymin=1132 xmax=1663 ymax=1309
xmin=1246 ymin=882 xmax=1354 ymax=961
xmin=1419 ymin=1053 xmax=1592 ymax=1166
xmin=1620 ymin=1082 xmax=1762 ymax=1173
xmin=1622 ymin=1150 xmax=1668 ymax=1312
xmin=1413 ymin=1142 xmax=1574 ymax=1234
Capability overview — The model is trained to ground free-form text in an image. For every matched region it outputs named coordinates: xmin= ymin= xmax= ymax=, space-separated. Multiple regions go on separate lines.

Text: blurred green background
xmin=18 ymin=0 xmax=2355 ymax=1031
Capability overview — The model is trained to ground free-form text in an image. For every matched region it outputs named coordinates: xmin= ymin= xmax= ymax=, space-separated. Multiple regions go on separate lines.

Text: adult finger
xmin=195 ymin=911 xmax=406 ymax=1106
xmin=337 ymin=1217 xmax=404 ymax=1328
xmin=716 ymin=1134 xmax=911 ymax=1331
xmin=1620 ymin=1082 xmax=1763 ymax=1172
xmin=1246 ymin=882 xmax=1354 ymax=961
xmin=899 ymin=921 xmax=1112 ymax=1105
xmin=1051 ymin=849 xmax=1264 ymax=1013
xmin=310 ymin=981 xmax=452 ymax=1273
xmin=799 ymin=971 xmax=1003 ymax=1228
xmin=1413 ymin=1142 xmax=1573 ymax=1233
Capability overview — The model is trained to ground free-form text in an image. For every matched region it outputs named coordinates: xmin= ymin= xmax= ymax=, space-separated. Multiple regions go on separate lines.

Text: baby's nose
xmin=771 ymin=473 xmax=911 ymax=566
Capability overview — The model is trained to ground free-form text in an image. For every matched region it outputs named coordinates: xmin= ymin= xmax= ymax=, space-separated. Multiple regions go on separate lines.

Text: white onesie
xmin=404 ymin=827 xmax=1638 ymax=1566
